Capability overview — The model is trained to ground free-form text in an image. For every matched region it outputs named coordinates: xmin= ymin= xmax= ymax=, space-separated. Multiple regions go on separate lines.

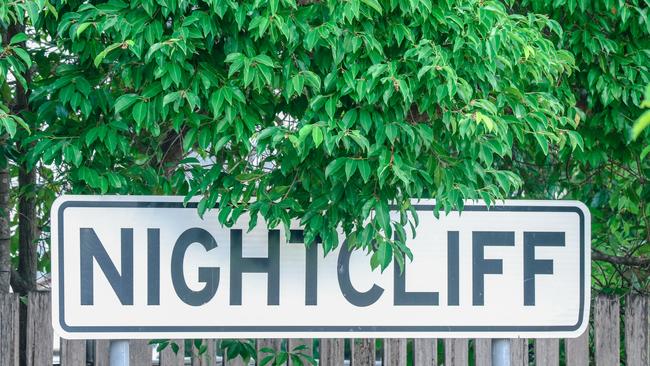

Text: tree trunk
xmin=16 ymin=166 xmax=36 ymax=292
xmin=0 ymin=164 xmax=10 ymax=293
xmin=0 ymin=12 xmax=14 ymax=295
xmin=8 ymin=21 xmax=36 ymax=294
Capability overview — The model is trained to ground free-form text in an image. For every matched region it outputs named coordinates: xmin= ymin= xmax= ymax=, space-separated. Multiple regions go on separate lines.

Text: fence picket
xmin=509 ymin=339 xmax=528 ymax=366
xmin=224 ymin=353 xmax=247 ymax=366
xmin=0 ymin=293 xmax=19 ymax=366
xmin=351 ymin=339 xmax=375 ymax=366
xmin=474 ymin=339 xmax=491 ymax=366
xmin=60 ymin=339 xmax=86 ymax=366
xmin=444 ymin=339 xmax=468 ymax=366
xmin=413 ymin=339 xmax=436 ymax=366
xmin=565 ymin=330 xmax=589 ymax=366
xmin=595 ymin=295 xmax=620 ymax=366
xmin=93 ymin=340 xmax=110 ymax=366
xmin=288 ymin=339 xmax=313 ymax=366
xmin=26 ymin=292 xmax=52 ymax=366
xmin=191 ymin=339 xmax=217 ymax=366
xmin=535 ymin=339 xmax=559 ymax=366
xmin=319 ymin=339 xmax=344 ymax=366
xmin=160 ymin=340 xmax=185 ymax=366
xmin=129 ymin=340 xmax=152 ymax=365
xmin=257 ymin=339 xmax=281 ymax=365
xmin=383 ymin=338 xmax=407 ymax=366
xmin=625 ymin=294 xmax=648 ymax=366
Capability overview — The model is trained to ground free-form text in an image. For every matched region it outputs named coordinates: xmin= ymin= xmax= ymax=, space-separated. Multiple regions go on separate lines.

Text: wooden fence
xmin=0 ymin=292 xmax=648 ymax=366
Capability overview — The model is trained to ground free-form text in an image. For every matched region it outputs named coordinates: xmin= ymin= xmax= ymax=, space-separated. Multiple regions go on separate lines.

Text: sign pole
xmin=491 ymin=339 xmax=510 ymax=366
xmin=109 ymin=340 xmax=129 ymax=366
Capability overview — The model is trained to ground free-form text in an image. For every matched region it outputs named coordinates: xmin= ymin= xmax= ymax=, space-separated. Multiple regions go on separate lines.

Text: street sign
xmin=52 ymin=196 xmax=590 ymax=339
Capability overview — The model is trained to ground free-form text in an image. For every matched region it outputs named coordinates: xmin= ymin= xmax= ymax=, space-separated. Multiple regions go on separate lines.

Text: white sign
xmin=52 ymin=196 xmax=590 ymax=339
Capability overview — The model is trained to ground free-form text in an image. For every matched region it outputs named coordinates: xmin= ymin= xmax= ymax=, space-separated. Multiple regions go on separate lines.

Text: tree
xmin=0 ymin=0 xmax=41 ymax=294
xmin=518 ymin=0 xmax=649 ymax=293
xmin=16 ymin=0 xmax=575 ymax=275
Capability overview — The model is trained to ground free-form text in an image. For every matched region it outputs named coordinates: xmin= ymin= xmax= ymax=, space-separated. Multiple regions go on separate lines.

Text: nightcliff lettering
xmin=79 ymin=228 xmax=565 ymax=308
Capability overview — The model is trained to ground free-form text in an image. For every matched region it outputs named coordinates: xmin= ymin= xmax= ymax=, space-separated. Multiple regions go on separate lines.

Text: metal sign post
xmin=109 ymin=340 xmax=129 ymax=366
xmin=492 ymin=339 xmax=510 ymax=366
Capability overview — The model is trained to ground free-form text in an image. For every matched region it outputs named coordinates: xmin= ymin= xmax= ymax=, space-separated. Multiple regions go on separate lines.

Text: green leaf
xmin=359 ymin=110 xmax=372 ymax=132
xmin=94 ymin=43 xmax=122 ymax=67
xmin=64 ymin=144 xmax=82 ymax=167
xmin=632 ymin=110 xmax=650 ymax=139
xmin=12 ymin=48 xmax=31 ymax=67
xmin=341 ymin=109 xmax=357 ymax=129
xmin=243 ymin=60 xmax=255 ymax=86
xmin=25 ymin=0 xmax=40 ymax=24
xmin=225 ymin=53 xmax=244 ymax=63
xmin=298 ymin=124 xmax=313 ymax=141
xmin=371 ymin=240 xmax=392 ymax=271
xmin=197 ymin=198 xmax=208 ymax=218
xmin=349 ymin=131 xmax=370 ymax=151
xmin=312 ymin=126 xmax=323 ymax=147
xmin=325 ymin=98 xmax=337 ymax=120
xmin=358 ymin=160 xmax=371 ymax=182
xmin=198 ymin=128 xmax=211 ymax=149
xmin=168 ymin=64 xmax=181 ymax=85
xmin=533 ymin=134 xmax=549 ymax=155
xmin=375 ymin=200 xmax=391 ymax=237
xmin=10 ymin=115 xmax=29 ymax=134
xmin=640 ymin=145 xmax=650 ymax=160
xmin=566 ymin=130 xmax=584 ymax=151
xmin=163 ymin=92 xmax=181 ymax=106
xmin=1 ymin=117 xmax=17 ymax=137
xmin=254 ymin=55 xmax=274 ymax=68
xmin=210 ymin=89 xmax=225 ymax=117
xmin=475 ymin=111 xmax=494 ymax=132
xmin=114 ymin=94 xmax=139 ymax=113
xmin=345 ymin=159 xmax=357 ymax=180
xmin=325 ymin=158 xmax=346 ymax=179
xmin=183 ymin=128 xmax=197 ymax=152
xmin=385 ymin=123 xmax=398 ymax=143
xmin=270 ymin=0 xmax=279 ymax=13
xmin=76 ymin=23 xmax=93 ymax=38
xmin=361 ymin=0 xmax=383 ymax=14
xmin=292 ymin=75 xmax=305 ymax=94
xmin=303 ymin=71 xmax=321 ymax=90
xmin=132 ymin=102 xmax=147 ymax=124
xmin=9 ymin=33 xmax=28 ymax=45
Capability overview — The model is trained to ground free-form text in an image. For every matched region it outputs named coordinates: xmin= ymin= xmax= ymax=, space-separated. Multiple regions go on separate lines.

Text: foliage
xmin=220 ymin=339 xmax=257 ymax=364
xmin=12 ymin=0 xmax=578 ymax=272
xmin=0 ymin=0 xmax=38 ymax=148
xmin=518 ymin=0 xmax=650 ymax=292
xmin=0 ymin=0 xmax=59 ymax=279
xmin=259 ymin=343 xmax=317 ymax=366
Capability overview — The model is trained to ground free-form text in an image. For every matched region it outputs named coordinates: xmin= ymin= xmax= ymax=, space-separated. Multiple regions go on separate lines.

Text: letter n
xmin=80 ymin=228 xmax=134 ymax=305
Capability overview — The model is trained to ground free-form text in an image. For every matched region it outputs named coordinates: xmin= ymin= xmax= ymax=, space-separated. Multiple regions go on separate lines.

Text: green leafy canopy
xmin=9 ymin=0 xmax=579 ymax=271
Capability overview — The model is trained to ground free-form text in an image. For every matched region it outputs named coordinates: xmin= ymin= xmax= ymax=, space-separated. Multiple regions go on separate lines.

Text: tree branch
xmin=157 ymin=128 xmax=187 ymax=179
xmin=9 ymin=268 xmax=31 ymax=294
xmin=592 ymin=249 xmax=650 ymax=268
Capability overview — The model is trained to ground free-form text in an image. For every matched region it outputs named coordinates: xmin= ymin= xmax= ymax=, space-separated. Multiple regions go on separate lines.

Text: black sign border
xmin=56 ymin=200 xmax=587 ymax=334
